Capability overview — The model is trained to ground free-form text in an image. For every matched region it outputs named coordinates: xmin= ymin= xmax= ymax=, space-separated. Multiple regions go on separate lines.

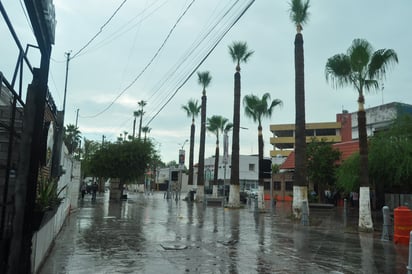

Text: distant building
xmin=269 ymin=102 xmax=412 ymax=201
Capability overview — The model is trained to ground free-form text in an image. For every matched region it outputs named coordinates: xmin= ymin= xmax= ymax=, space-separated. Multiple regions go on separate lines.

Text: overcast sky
xmin=1 ymin=0 xmax=411 ymax=164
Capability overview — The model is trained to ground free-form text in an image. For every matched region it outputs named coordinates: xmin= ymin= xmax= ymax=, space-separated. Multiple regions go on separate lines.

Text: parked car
xmin=246 ymin=188 xmax=258 ymax=199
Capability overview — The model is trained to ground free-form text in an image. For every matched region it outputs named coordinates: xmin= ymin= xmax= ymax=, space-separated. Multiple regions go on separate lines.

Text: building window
xmin=285 ymin=181 xmax=293 ymax=191
xmin=316 ymin=128 xmax=336 ymax=136
xmin=249 ymin=164 xmax=255 ymax=171
xmin=274 ymin=181 xmax=281 ymax=190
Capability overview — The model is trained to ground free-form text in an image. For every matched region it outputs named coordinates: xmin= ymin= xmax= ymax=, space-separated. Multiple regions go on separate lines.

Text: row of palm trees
xmin=292 ymin=0 xmax=398 ymax=231
xmin=181 ymin=41 xmax=283 ymax=209
xmin=181 ymin=0 xmax=398 ymax=231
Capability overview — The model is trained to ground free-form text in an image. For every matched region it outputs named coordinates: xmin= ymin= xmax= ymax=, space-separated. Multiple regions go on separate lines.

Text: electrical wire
xmin=73 ymin=0 xmax=167 ymax=58
xmin=71 ymin=0 xmax=128 ymax=60
xmin=80 ymin=0 xmax=197 ymax=119
xmin=144 ymin=0 xmax=255 ymax=127
xmin=144 ymin=1 xmax=241 ymax=117
xmin=143 ymin=0 xmax=250 ymax=124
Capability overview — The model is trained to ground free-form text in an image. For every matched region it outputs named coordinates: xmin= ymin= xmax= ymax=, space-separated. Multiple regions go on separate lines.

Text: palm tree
xmin=64 ymin=124 xmax=81 ymax=154
xmin=137 ymin=100 xmax=147 ymax=140
xmin=142 ymin=126 xmax=151 ymax=142
xmin=325 ymin=38 xmax=398 ymax=231
xmin=228 ymin=41 xmax=254 ymax=208
xmin=196 ymin=71 xmax=211 ymax=202
xmin=243 ymin=93 xmax=282 ymax=210
xmin=207 ymin=115 xmax=233 ymax=197
xmin=289 ymin=0 xmax=310 ymax=219
xmin=182 ymin=99 xmax=201 ymax=186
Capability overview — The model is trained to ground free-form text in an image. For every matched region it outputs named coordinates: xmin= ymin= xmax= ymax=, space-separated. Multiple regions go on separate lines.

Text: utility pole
xmin=62 ymin=52 xmax=71 ymax=113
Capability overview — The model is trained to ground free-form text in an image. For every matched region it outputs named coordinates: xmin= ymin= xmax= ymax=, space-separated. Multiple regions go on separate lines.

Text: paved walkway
xmin=38 ymin=192 xmax=409 ymax=274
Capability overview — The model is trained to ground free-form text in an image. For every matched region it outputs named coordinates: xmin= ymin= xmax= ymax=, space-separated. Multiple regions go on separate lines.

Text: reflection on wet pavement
xmin=39 ymin=192 xmax=409 ymax=274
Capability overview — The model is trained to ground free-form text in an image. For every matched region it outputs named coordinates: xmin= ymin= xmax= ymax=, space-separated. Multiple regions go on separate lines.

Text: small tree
xmin=306 ymin=139 xmax=341 ymax=202
xmin=89 ymin=139 xmax=155 ymax=198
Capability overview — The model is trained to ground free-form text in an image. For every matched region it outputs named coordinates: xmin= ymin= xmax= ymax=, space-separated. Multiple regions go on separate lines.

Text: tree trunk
xmin=138 ymin=115 xmax=143 ymax=140
xmin=257 ymin=125 xmax=265 ymax=210
xmin=132 ymin=117 xmax=136 ymax=139
xmin=213 ymin=143 xmax=219 ymax=197
xmin=292 ymin=32 xmax=308 ymax=218
xmin=228 ymin=71 xmax=241 ymax=207
xmin=188 ymin=122 xmax=195 ymax=185
xmin=196 ymin=94 xmax=207 ymax=202
xmin=357 ymin=98 xmax=373 ymax=231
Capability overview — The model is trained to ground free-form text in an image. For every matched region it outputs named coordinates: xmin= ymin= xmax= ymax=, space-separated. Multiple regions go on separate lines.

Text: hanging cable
xmin=80 ymin=0 xmax=197 ymax=119
xmin=71 ymin=0 xmax=128 ymax=60
xmin=144 ymin=0 xmax=255 ymax=127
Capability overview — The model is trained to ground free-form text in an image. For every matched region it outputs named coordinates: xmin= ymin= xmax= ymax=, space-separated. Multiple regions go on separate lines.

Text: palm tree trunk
xmin=293 ymin=32 xmax=309 ymax=219
xmin=132 ymin=117 xmax=136 ymax=139
xmin=138 ymin=116 xmax=143 ymax=140
xmin=213 ymin=143 xmax=219 ymax=197
xmin=357 ymin=95 xmax=373 ymax=231
xmin=228 ymin=71 xmax=241 ymax=207
xmin=188 ymin=122 xmax=195 ymax=185
xmin=197 ymin=94 xmax=206 ymax=202
xmin=257 ymin=125 xmax=265 ymax=210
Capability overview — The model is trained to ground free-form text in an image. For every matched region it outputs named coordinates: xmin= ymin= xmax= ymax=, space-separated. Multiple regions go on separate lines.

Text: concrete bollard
xmin=301 ymin=201 xmax=309 ymax=226
xmin=407 ymin=231 xmax=412 ymax=274
xmin=381 ymin=206 xmax=392 ymax=241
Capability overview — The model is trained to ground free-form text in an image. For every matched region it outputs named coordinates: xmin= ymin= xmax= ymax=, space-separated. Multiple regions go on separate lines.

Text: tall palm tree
xmin=243 ymin=93 xmax=282 ymax=210
xmin=182 ymin=99 xmax=201 ymax=186
xmin=228 ymin=41 xmax=254 ymax=208
xmin=290 ymin=0 xmax=310 ymax=219
xmin=137 ymin=100 xmax=147 ymax=140
xmin=142 ymin=126 xmax=151 ymax=142
xmin=197 ymin=71 xmax=211 ymax=202
xmin=325 ymin=38 xmax=398 ymax=231
xmin=207 ymin=115 xmax=233 ymax=197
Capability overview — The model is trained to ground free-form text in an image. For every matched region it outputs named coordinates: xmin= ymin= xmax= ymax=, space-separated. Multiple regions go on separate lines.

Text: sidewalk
xmin=38 ymin=192 xmax=409 ymax=274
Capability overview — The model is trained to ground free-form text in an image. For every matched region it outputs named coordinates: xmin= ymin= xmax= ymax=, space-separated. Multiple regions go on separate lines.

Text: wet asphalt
xmin=38 ymin=191 xmax=410 ymax=274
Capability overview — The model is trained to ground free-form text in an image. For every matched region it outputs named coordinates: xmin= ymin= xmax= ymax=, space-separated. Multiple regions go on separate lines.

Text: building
xmin=269 ymin=102 xmax=412 ymax=201
xmin=270 ymin=102 xmax=412 ymax=158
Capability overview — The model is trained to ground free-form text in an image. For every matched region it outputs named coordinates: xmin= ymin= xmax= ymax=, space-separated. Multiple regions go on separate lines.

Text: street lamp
xmin=179 ymin=139 xmax=189 ymax=150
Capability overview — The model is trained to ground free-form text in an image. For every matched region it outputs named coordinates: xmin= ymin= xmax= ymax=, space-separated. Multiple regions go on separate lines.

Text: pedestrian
xmin=92 ymin=182 xmax=98 ymax=201
xmin=80 ymin=184 xmax=86 ymax=200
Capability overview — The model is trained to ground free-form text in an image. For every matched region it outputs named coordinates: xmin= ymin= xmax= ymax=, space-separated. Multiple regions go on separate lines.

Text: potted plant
xmin=32 ymin=176 xmax=66 ymax=230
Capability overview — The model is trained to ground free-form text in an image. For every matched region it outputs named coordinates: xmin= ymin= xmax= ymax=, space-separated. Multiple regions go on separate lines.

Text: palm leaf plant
xmin=289 ymin=0 xmax=310 ymax=219
xmin=182 ymin=99 xmax=201 ymax=186
xmin=207 ymin=115 xmax=233 ymax=197
xmin=196 ymin=71 xmax=212 ymax=202
xmin=325 ymin=38 xmax=398 ymax=231
xmin=243 ymin=93 xmax=282 ymax=210
xmin=228 ymin=41 xmax=254 ymax=208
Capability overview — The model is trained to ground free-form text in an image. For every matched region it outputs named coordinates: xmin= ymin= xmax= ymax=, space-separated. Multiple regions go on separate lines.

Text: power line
xmin=71 ymin=0 xmax=128 ymax=60
xmin=144 ymin=1 xmax=241 ymax=119
xmin=80 ymin=0 xmax=197 ymax=119
xmin=145 ymin=0 xmax=255 ymax=127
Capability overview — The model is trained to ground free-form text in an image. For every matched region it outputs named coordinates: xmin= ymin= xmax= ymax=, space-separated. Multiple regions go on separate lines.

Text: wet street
xmin=38 ymin=192 xmax=409 ymax=274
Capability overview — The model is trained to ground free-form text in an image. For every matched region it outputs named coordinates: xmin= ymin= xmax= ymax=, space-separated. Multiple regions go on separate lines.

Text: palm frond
xmin=197 ymin=71 xmax=212 ymax=89
xmin=325 ymin=54 xmax=353 ymax=89
xmin=289 ymin=0 xmax=310 ymax=26
xmin=368 ymin=48 xmax=398 ymax=80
